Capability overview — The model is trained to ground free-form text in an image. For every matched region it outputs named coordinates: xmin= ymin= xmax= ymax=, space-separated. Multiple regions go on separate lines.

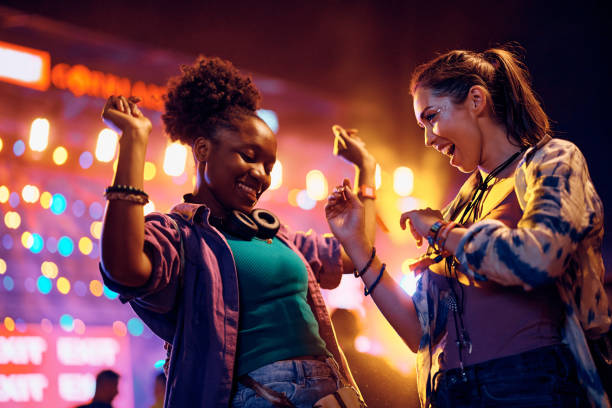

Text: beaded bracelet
xmin=364 ymin=263 xmax=385 ymax=296
xmin=427 ymin=221 xmax=444 ymax=247
xmin=105 ymin=185 xmax=148 ymax=198
xmin=436 ymin=221 xmax=458 ymax=252
xmin=354 ymin=247 xmax=376 ymax=278
xmin=104 ymin=191 xmax=149 ymax=205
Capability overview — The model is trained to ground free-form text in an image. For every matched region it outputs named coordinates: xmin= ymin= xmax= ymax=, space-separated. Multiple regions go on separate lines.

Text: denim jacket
xmin=413 ymin=136 xmax=611 ymax=407
xmin=101 ymin=202 xmax=356 ymax=407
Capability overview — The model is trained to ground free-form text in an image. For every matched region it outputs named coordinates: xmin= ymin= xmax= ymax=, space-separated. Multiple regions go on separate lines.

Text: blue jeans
xmin=432 ymin=344 xmax=589 ymax=407
xmin=231 ymin=359 xmax=338 ymax=408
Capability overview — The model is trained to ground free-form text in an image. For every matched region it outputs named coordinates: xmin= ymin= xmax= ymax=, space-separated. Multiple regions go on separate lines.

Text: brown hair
xmin=162 ymin=56 xmax=261 ymax=145
xmin=410 ymin=46 xmax=549 ymax=148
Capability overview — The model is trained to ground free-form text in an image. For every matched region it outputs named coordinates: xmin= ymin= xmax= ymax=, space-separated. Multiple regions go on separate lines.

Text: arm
xmin=331 ymin=125 xmax=377 ymax=274
xmin=100 ymin=96 xmax=154 ymax=287
xmin=326 ymin=181 xmax=422 ymax=352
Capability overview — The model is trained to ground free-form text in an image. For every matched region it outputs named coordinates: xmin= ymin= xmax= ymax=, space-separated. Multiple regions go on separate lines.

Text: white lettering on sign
xmin=0 ymin=336 xmax=47 ymax=365
xmin=0 ymin=374 xmax=48 ymax=402
xmin=58 ymin=373 xmax=95 ymax=402
xmin=57 ymin=337 xmax=120 ymax=366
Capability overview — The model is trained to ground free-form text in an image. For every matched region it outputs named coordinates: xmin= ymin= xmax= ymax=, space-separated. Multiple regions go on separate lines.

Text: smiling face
xmin=197 ymin=115 xmax=277 ymax=214
xmin=413 ymin=87 xmax=483 ymax=173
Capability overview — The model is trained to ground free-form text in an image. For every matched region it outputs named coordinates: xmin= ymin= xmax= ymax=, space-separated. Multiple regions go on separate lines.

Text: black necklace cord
xmin=444 ymin=147 xmax=525 ymax=377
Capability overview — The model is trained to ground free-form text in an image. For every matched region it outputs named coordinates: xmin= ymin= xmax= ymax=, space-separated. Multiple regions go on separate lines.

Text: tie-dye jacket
xmin=413 ymin=136 xmax=611 ymax=407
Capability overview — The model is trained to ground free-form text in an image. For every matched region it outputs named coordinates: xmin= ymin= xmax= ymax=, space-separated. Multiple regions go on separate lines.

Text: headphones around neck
xmin=210 ymin=209 xmax=280 ymax=240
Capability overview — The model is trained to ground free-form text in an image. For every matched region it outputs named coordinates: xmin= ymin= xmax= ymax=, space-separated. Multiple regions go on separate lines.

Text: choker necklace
xmin=445 ymin=148 xmax=524 ymax=378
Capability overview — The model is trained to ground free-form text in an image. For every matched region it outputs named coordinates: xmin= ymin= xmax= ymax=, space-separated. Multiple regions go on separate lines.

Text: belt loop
xmin=293 ymin=360 xmax=306 ymax=386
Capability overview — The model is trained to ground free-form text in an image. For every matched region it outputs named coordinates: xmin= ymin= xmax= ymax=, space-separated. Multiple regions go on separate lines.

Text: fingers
xmin=400 ymin=211 xmax=423 ymax=246
xmin=332 ymin=125 xmax=348 ymax=152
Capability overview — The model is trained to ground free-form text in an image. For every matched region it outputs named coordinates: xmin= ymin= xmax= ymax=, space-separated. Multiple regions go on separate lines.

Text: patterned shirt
xmin=413 ymin=136 xmax=611 ymax=407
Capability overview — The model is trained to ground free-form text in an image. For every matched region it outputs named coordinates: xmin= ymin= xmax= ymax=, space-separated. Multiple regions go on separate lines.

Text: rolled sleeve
xmin=99 ymin=212 xmax=183 ymax=313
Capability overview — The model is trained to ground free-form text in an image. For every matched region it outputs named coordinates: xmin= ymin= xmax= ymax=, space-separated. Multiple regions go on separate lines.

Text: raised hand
xmin=332 ymin=125 xmax=376 ymax=170
xmin=102 ymin=95 xmax=152 ymax=144
xmin=400 ymin=208 xmax=444 ymax=247
xmin=325 ymin=178 xmax=367 ymax=246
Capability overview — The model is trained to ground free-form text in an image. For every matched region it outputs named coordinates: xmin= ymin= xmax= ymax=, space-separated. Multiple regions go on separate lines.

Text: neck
xmin=478 ymin=124 xmax=522 ymax=179
xmin=192 ymin=169 xmax=229 ymax=218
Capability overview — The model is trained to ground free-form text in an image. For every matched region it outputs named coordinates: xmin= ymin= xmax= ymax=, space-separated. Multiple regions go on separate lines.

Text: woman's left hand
xmin=332 ymin=125 xmax=376 ymax=170
xmin=400 ymin=208 xmax=444 ymax=247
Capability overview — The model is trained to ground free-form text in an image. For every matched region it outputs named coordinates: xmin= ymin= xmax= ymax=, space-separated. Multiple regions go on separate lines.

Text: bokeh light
xmin=59 ymin=314 xmax=74 ymax=332
xmin=72 ymin=200 xmax=86 ymax=217
xmin=9 ymin=192 xmax=19 ymax=208
xmin=39 ymin=191 xmax=52 ymax=209
xmin=41 ymin=318 xmax=53 ymax=333
xmin=3 ymin=235 xmax=13 ymax=250
xmin=30 ymin=233 xmax=44 ymax=253
xmin=163 ymin=142 xmax=187 ymax=176
xmin=90 ymin=221 xmax=102 ymax=239
xmin=144 ymin=161 xmax=157 ymax=181
xmin=21 ymin=231 xmax=33 ymax=249
xmin=375 ymin=163 xmax=382 ymax=190
xmin=127 ymin=317 xmax=144 ymax=336
xmin=399 ymin=273 xmax=420 ymax=296
xmin=112 ymin=320 xmax=127 ymax=337
xmin=0 ymin=185 xmax=9 ymax=203
xmin=50 ymin=193 xmax=67 ymax=214
xmin=143 ymin=200 xmax=155 ymax=215
xmin=13 ymin=140 xmax=26 ymax=156
xmin=52 ymin=146 xmax=68 ymax=165
xmin=3 ymin=276 xmax=14 ymax=291
xmin=393 ymin=166 xmax=414 ymax=196
xmin=269 ymin=160 xmax=283 ymax=190
xmin=22 ymin=184 xmax=40 ymax=203
xmin=296 ymin=190 xmax=316 ymax=210
xmin=73 ymin=318 xmax=86 ymax=335
xmin=103 ymin=285 xmax=119 ymax=300
xmin=57 ymin=277 xmax=71 ymax=294
xmin=0 ymin=258 xmax=6 ymax=274
xmin=4 ymin=211 xmax=21 ymax=229
xmin=89 ymin=202 xmax=103 ymax=219
xmin=89 ymin=280 xmax=103 ymax=297
xmin=78 ymin=237 xmax=93 ymax=255
xmin=306 ymin=170 xmax=328 ymax=201
xmin=57 ymin=236 xmax=74 ymax=257
xmin=4 ymin=317 xmax=15 ymax=332
xmin=95 ymin=128 xmax=118 ymax=162
xmin=79 ymin=151 xmax=94 ymax=169
xmin=256 ymin=109 xmax=279 ymax=133
xmin=29 ymin=118 xmax=50 ymax=152
xmin=37 ymin=275 xmax=52 ymax=294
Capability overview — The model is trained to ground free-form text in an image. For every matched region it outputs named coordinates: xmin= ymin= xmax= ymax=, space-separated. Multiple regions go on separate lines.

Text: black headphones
xmin=210 ymin=208 xmax=280 ymax=240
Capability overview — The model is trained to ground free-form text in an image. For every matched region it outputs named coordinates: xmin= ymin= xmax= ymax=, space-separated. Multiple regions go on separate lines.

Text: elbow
xmin=101 ymin=252 xmax=151 ymax=287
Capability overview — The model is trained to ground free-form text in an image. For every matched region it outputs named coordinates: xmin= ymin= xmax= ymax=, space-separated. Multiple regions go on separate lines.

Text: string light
xmin=29 ymin=118 xmax=50 ymax=152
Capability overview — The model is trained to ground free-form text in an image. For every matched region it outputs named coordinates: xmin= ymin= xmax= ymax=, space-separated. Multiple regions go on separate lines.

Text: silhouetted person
xmin=76 ymin=370 xmax=119 ymax=408
xmin=149 ymin=372 xmax=166 ymax=408
xmin=331 ymin=308 xmax=419 ymax=407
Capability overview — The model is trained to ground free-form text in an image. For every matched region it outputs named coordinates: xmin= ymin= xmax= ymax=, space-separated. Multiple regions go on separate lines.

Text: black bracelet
xmin=354 ymin=247 xmax=376 ymax=278
xmin=105 ymin=185 xmax=148 ymax=198
xmin=364 ymin=263 xmax=385 ymax=296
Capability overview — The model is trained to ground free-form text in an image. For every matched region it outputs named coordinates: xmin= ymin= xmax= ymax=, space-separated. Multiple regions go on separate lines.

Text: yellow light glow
xmin=393 ymin=166 xmax=414 ymax=196
xmin=163 ymin=142 xmax=187 ymax=176
xmin=41 ymin=261 xmax=59 ymax=279
xmin=22 ymin=185 xmax=40 ymax=203
xmin=306 ymin=170 xmax=328 ymax=201
xmin=4 ymin=317 xmax=15 ymax=332
xmin=375 ymin=164 xmax=382 ymax=190
xmin=89 ymin=280 xmax=103 ymax=297
xmin=401 ymin=259 xmax=412 ymax=274
xmin=52 ymin=146 xmax=68 ymax=165
xmin=144 ymin=161 xmax=157 ymax=181
xmin=0 ymin=138 xmax=3 ymax=152
xmin=95 ymin=128 xmax=118 ymax=163
xmin=90 ymin=221 xmax=102 ymax=239
xmin=0 ymin=40 xmax=50 ymax=91
xmin=143 ymin=200 xmax=155 ymax=215
xmin=4 ymin=211 xmax=21 ymax=229
xmin=269 ymin=160 xmax=283 ymax=190
xmin=0 ymin=185 xmax=9 ymax=203
xmin=288 ymin=189 xmax=300 ymax=207
xmin=0 ymin=258 xmax=6 ymax=274
xmin=40 ymin=192 xmax=52 ymax=209
xmin=57 ymin=277 xmax=71 ymax=294
xmin=29 ymin=118 xmax=50 ymax=152
xmin=78 ymin=237 xmax=93 ymax=255
xmin=21 ymin=231 xmax=33 ymax=249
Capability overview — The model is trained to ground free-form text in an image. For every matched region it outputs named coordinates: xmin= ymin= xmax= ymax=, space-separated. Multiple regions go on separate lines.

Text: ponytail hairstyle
xmin=410 ymin=45 xmax=549 ymax=148
xmin=162 ymin=56 xmax=262 ymax=145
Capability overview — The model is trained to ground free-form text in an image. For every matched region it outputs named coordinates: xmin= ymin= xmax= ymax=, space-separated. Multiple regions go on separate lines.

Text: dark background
xmin=2 ymin=0 xmax=610 ymax=263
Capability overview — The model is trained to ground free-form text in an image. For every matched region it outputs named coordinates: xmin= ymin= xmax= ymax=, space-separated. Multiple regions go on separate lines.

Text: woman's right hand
xmin=102 ymin=95 xmax=152 ymax=145
xmin=325 ymin=178 xmax=369 ymax=249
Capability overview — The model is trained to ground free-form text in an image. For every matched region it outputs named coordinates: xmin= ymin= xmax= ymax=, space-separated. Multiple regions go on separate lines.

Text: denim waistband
xmin=246 ymin=358 xmax=334 ymax=385
xmin=435 ymin=344 xmax=574 ymax=387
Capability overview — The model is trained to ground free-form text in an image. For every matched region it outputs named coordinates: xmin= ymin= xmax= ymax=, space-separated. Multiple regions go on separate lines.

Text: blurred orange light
xmin=0 ymin=186 xmax=9 ymax=203
xmin=53 ymin=146 xmax=68 ymax=165
xmin=306 ymin=170 xmax=328 ymax=201
xmin=393 ymin=166 xmax=414 ymax=196
xmin=95 ymin=129 xmax=118 ymax=163
xmin=0 ymin=258 xmax=6 ymax=275
xmin=163 ymin=143 xmax=187 ymax=176
xmin=78 ymin=237 xmax=93 ymax=255
xmin=4 ymin=211 xmax=21 ymax=229
xmin=0 ymin=40 xmax=50 ymax=91
xmin=40 ymin=192 xmax=52 ymax=209
xmin=89 ymin=280 xmax=104 ymax=297
xmin=41 ymin=261 xmax=59 ymax=279
xmin=90 ymin=221 xmax=102 ymax=239
xmin=57 ymin=277 xmax=71 ymax=294
xmin=144 ymin=161 xmax=157 ymax=181
xmin=4 ymin=317 xmax=15 ymax=332
xmin=112 ymin=321 xmax=127 ymax=337
xmin=21 ymin=231 xmax=33 ymax=249
xmin=0 ymin=138 xmax=3 ymax=152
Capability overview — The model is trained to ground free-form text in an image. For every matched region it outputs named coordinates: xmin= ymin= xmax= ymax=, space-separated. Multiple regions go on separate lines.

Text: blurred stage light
xmin=5 ymin=211 xmax=21 ymax=229
xmin=60 ymin=314 xmax=74 ymax=331
xmin=355 ymin=336 xmax=372 ymax=353
xmin=53 ymin=146 xmax=68 ymax=165
xmin=288 ymin=189 xmax=300 ymax=207
xmin=79 ymin=237 xmax=93 ymax=255
xmin=21 ymin=231 xmax=33 ymax=249
xmin=393 ymin=166 xmax=414 ymax=196
xmin=269 ymin=160 xmax=282 ymax=190
xmin=90 ymin=222 xmax=102 ymax=239
xmin=57 ymin=277 xmax=71 ymax=294
xmin=154 ymin=359 xmax=165 ymax=369
xmin=3 ymin=276 xmax=14 ymax=291
xmin=74 ymin=281 xmax=87 ymax=297
xmin=112 ymin=321 xmax=127 ymax=337
xmin=0 ymin=138 xmax=3 ymax=152
xmin=30 ymin=233 xmax=44 ymax=253
xmin=37 ymin=275 xmax=52 ymax=294
xmin=2 ymin=234 xmax=13 ymax=250
xmin=4 ymin=317 xmax=15 ymax=332
xmin=89 ymin=202 xmax=103 ymax=219
xmin=89 ymin=280 xmax=103 ymax=297
xmin=144 ymin=161 xmax=157 ymax=181
xmin=13 ymin=140 xmax=26 ymax=156
xmin=306 ymin=170 xmax=328 ymax=201
xmin=24 ymin=277 xmax=36 ymax=293
xmin=256 ymin=109 xmax=279 ymax=133
xmin=103 ymin=285 xmax=119 ymax=300
xmin=0 ymin=185 xmax=9 ymax=203
xmin=79 ymin=151 xmax=94 ymax=169
xmin=57 ymin=236 xmax=74 ymax=257
xmin=72 ymin=200 xmax=86 ymax=217
xmin=399 ymin=273 xmax=420 ymax=296
xmin=127 ymin=318 xmax=144 ymax=336
xmin=401 ymin=259 xmax=412 ymax=275
xmin=41 ymin=318 xmax=53 ymax=333
xmin=74 ymin=319 xmax=86 ymax=335
xmin=9 ymin=192 xmax=20 ymax=208
xmin=297 ymin=190 xmax=316 ymax=210
xmin=0 ymin=40 xmax=50 ymax=90
xmin=22 ymin=185 xmax=41 ymax=203
xmin=50 ymin=193 xmax=67 ymax=214
xmin=397 ymin=196 xmax=420 ymax=212
xmin=41 ymin=261 xmax=59 ymax=279
xmin=46 ymin=236 xmax=58 ymax=253
xmin=375 ymin=164 xmax=382 ymax=190
xmin=40 ymin=191 xmax=52 ymax=209
xmin=29 ymin=118 xmax=50 ymax=152
xmin=163 ymin=142 xmax=187 ymax=176
xmin=143 ymin=200 xmax=155 ymax=216
xmin=0 ymin=258 xmax=6 ymax=274
xmin=95 ymin=129 xmax=118 ymax=162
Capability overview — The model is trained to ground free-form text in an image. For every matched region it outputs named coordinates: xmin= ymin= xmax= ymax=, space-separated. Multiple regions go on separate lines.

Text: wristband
xmin=357 ymin=185 xmax=376 ymax=200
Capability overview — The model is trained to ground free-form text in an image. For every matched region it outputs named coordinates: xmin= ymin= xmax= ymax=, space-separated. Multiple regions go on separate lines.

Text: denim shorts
xmin=432 ymin=344 xmax=589 ymax=408
xmin=230 ymin=358 xmax=339 ymax=408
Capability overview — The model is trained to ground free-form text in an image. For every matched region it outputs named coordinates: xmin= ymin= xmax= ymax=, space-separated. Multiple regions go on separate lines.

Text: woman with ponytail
xmin=325 ymin=45 xmax=610 ymax=407
xmin=98 ymin=56 xmax=377 ymax=407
